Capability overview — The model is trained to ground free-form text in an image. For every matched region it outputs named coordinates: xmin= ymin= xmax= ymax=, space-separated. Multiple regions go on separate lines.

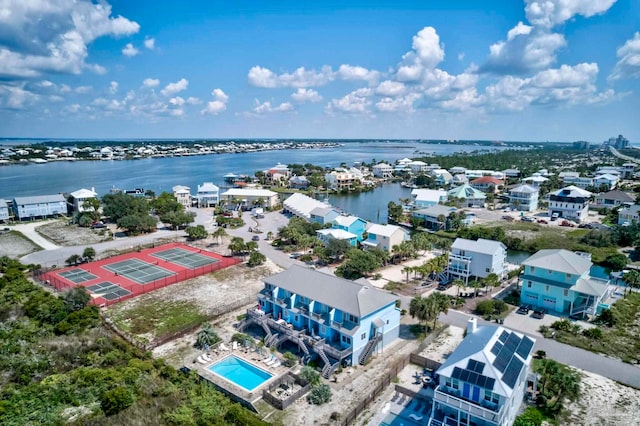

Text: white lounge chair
xmin=265 ymin=358 xmax=277 ymax=366
xmin=232 ymin=341 xmax=238 ymax=351
xmin=202 ymin=354 xmax=212 ymax=362
xmin=270 ymin=360 xmax=281 ymax=368
xmin=262 ymin=355 xmax=273 ymax=364
xmin=197 ymin=355 xmax=207 ymax=364
xmin=220 ymin=343 xmax=230 ymax=351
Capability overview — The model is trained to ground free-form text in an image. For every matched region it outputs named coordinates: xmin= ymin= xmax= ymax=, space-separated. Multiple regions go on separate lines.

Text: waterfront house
xmin=412 ymin=205 xmax=457 ymax=230
xmin=448 ymin=238 xmax=507 ymax=284
xmin=316 ymin=228 xmax=358 ymax=247
xmin=13 ymin=194 xmax=67 ymax=220
xmin=593 ymin=190 xmax=634 ymax=209
xmin=448 ymin=184 xmax=486 ymax=208
xmin=411 ymin=189 xmax=448 ymax=209
xmin=562 ymin=175 xmax=593 ymax=190
xmin=520 ymin=250 xmax=611 ymax=317
xmin=502 ymin=168 xmax=521 ymax=179
xmin=428 ymin=318 xmax=535 ymax=426
xmin=449 ymin=166 xmax=467 ymax=175
xmin=548 ymin=186 xmax=592 ymax=222
xmin=331 ymin=215 xmax=367 ymax=241
xmin=69 ymin=187 xmax=98 ymax=213
xmin=325 ymin=170 xmax=362 ymax=191
xmin=0 ymin=199 xmax=9 ymax=222
xmin=172 ymin=185 xmax=192 ymax=208
xmin=470 ymin=176 xmax=503 ymax=194
xmin=288 ymin=175 xmax=310 ymax=189
xmin=408 ymin=160 xmax=429 ymax=173
xmin=220 ymin=188 xmax=279 ymax=209
xmin=266 ymin=163 xmax=291 ymax=185
xmin=240 ymin=265 xmax=400 ymax=377
xmin=372 ymin=163 xmax=394 ymax=178
xmin=361 ymin=223 xmax=409 ymax=253
xmin=283 ymin=193 xmax=331 ymax=221
xmin=452 ymin=174 xmax=469 ymax=185
xmin=617 ymin=204 xmax=640 ymax=225
xmin=432 ymin=169 xmax=453 ymax=185
xmin=310 ymin=206 xmax=341 ymax=225
xmin=508 ymin=184 xmax=539 ymax=212
xmin=195 ymin=182 xmax=219 ymax=207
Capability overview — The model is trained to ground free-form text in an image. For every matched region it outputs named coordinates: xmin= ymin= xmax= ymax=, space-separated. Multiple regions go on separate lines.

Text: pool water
xmin=379 ymin=413 xmax=422 ymax=426
xmin=207 ymin=355 xmax=273 ymax=392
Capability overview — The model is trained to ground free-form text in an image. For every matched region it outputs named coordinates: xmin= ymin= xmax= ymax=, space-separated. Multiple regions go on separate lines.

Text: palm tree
xmin=483 ymin=273 xmax=501 ymax=294
xmin=453 ymin=278 xmax=466 ymax=297
xmin=428 ymin=292 xmax=451 ymax=330
xmin=402 ymin=266 xmax=414 ymax=284
xmin=211 ymin=227 xmax=228 ymax=245
xmin=196 ymin=323 xmax=217 ymax=350
xmin=468 ymin=279 xmax=483 ymax=297
xmin=409 ymin=296 xmax=432 ymax=333
xmin=623 ymin=270 xmax=640 ymax=297
xmin=228 ymin=237 xmax=247 ymax=256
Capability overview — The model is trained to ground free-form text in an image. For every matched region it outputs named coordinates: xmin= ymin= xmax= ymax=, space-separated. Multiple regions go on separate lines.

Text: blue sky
xmin=0 ymin=0 xmax=639 ymax=141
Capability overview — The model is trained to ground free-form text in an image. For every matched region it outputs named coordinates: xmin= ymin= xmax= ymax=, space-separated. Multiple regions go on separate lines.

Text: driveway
xmin=7 ymin=219 xmax=61 ymax=250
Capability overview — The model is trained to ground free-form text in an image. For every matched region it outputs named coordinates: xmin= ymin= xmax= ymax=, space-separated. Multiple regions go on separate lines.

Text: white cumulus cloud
xmin=122 ymin=43 xmax=139 ymax=57
xmin=291 ymin=88 xmax=322 ymax=103
xmin=525 ymin=0 xmax=617 ymax=28
xmin=143 ymin=78 xmax=160 ymax=88
xmin=0 ymin=0 xmax=139 ymax=78
xmin=144 ymin=37 xmax=156 ymax=50
xmin=336 ymin=65 xmax=380 ymax=83
xmin=327 ymin=88 xmax=372 ymax=114
xmin=251 ymin=100 xmax=294 ymax=114
xmin=375 ymin=80 xmax=406 ymax=97
xmin=248 ymin=65 xmax=334 ymax=88
xmin=160 ymin=78 xmax=188 ymax=96
xmin=109 ymin=81 xmax=118 ymax=94
xmin=201 ymin=88 xmax=229 ymax=115
xmin=609 ymin=32 xmax=640 ymax=80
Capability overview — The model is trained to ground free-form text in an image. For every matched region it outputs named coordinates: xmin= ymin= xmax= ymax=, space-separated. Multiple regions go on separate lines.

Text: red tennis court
xmin=39 ymin=242 xmax=240 ymax=307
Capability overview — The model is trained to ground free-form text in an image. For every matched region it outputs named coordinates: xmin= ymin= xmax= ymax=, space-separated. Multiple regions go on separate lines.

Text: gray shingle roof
xmin=265 ymin=265 xmax=398 ymax=317
xmin=14 ymin=194 xmax=66 ymax=205
xmin=596 ymin=190 xmax=634 ymax=202
xmin=413 ymin=205 xmax=456 ymax=217
xmin=522 ymin=249 xmax=591 ymax=275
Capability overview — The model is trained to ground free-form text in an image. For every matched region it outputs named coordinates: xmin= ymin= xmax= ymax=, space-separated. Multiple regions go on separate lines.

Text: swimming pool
xmin=379 ymin=413 xmax=422 ymax=426
xmin=207 ymin=355 xmax=274 ymax=392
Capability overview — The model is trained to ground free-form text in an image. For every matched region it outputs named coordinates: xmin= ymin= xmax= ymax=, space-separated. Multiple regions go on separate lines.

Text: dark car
xmin=437 ymin=282 xmax=453 ymax=291
xmin=251 ymin=235 xmax=260 ymax=241
xmin=532 ymin=309 xmax=547 ymax=319
xmin=91 ymin=222 xmax=106 ymax=229
xmin=516 ymin=304 xmax=531 ymax=315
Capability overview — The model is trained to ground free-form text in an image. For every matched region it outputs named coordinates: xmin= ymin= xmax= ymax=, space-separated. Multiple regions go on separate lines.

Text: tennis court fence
xmin=34 ymin=256 xmax=241 ymax=307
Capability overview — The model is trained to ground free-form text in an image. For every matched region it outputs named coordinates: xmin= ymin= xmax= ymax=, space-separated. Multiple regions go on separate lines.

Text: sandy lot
xmin=0 ymin=230 xmax=41 ymax=258
xmin=36 ymin=220 xmax=114 ymax=246
xmin=417 ymin=326 xmax=465 ymax=363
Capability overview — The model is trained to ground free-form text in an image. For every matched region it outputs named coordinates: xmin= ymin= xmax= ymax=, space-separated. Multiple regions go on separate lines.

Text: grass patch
xmin=546 ymin=292 xmax=640 ymax=364
xmin=107 ymin=299 xmax=207 ymax=341
xmin=0 ymin=230 xmax=42 ymax=257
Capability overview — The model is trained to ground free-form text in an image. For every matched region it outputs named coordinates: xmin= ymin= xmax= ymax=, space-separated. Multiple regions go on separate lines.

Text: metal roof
xmin=14 ymin=194 xmax=66 ymax=205
xmin=452 ymin=238 xmax=506 ymax=256
xmin=366 ymin=223 xmax=407 ymax=238
xmin=265 ymin=265 xmax=398 ymax=318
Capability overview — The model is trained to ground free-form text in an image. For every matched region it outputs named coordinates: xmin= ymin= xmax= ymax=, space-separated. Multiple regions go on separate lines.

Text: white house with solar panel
xmin=428 ymin=318 xmax=535 ymax=426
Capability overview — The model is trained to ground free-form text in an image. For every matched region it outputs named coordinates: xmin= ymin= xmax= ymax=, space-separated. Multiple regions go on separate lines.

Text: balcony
xmin=434 ymin=386 xmax=503 ymax=424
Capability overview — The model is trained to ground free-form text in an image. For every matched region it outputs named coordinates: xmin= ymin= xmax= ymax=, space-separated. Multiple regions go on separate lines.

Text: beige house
xmin=362 ymin=223 xmax=410 ymax=253
xmin=172 ymin=185 xmax=192 ymax=208
xmin=220 ymin=188 xmax=279 ymax=209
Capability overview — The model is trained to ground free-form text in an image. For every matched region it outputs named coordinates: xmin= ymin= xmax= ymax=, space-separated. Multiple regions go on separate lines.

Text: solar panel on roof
xmin=504 ymin=333 xmax=521 ymax=351
xmin=467 ymin=359 xmax=485 ymax=373
xmin=485 ymin=377 xmax=496 ymax=390
xmin=502 ymin=357 xmax=524 ymax=389
xmin=498 ymin=330 xmax=509 ymax=343
xmin=515 ymin=336 xmax=535 ymax=359
xmin=490 ymin=341 xmax=503 ymax=356
xmin=493 ymin=349 xmax=511 ymax=372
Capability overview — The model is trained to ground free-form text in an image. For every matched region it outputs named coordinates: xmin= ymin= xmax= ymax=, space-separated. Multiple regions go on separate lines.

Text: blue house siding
xmin=332 ymin=217 xmax=367 ymax=241
xmin=14 ymin=197 xmax=67 ymax=220
xmin=311 ymin=209 xmax=340 ymax=225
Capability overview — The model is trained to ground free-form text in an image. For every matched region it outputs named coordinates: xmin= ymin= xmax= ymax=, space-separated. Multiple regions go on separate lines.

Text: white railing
xmin=434 ymin=388 xmax=502 ymax=423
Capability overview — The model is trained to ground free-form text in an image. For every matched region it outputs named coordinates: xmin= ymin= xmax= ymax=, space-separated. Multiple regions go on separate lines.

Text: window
xmin=566 ymin=273 xmax=572 ymax=279
xmin=484 ymin=390 xmax=492 ymax=401
xmin=546 ymin=285 xmax=550 ymax=292
xmin=386 ymin=319 xmax=389 ymax=325
xmin=348 ymin=314 xmax=358 ymax=323
xmin=530 ymin=266 xmax=535 ymax=273
xmin=563 ymin=289 xmax=568 ymax=297
xmin=294 ymin=315 xmax=299 ymax=321
xmin=527 ymin=281 xmax=532 ymax=288
xmin=361 ymin=333 xmax=366 ymax=340
xmin=445 ymin=378 xmax=452 ymax=388
xmin=485 ymin=268 xmax=491 ymax=273
xmin=452 ymin=379 xmax=459 ymax=390
xmin=492 ymin=394 xmax=499 ymax=404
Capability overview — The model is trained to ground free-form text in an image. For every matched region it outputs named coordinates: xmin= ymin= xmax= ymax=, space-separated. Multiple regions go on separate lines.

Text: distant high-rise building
xmin=606 ymin=134 xmax=629 ymax=149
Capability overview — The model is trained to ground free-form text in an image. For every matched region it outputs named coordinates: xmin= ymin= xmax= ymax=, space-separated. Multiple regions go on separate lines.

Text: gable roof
xmin=14 ymin=194 xmax=66 ymax=205
xmin=510 ymin=184 xmax=538 ymax=194
xmin=452 ymin=238 xmax=506 ymax=255
xmin=197 ymin=182 xmax=219 ymax=192
xmin=310 ymin=206 xmax=339 ymax=217
xmin=596 ymin=190 xmax=633 ymax=202
xmin=317 ymin=228 xmax=357 ymax=240
xmin=70 ymin=188 xmax=97 ymax=199
xmin=411 ymin=189 xmax=448 ymax=203
xmin=620 ymin=204 xmax=640 ymax=215
xmin=551 ymin=186 xmax=592 ymax=198
xmin=333 ymin=215 xmax=365 ymax=227
xmin=221 ymin=188 xmax=278 ymax=197
xmin=413 ymin=205 xmax=457 ymax=218
xmin=470 ymin=176 xmax=503 ymax=185
xmin=284 ymin=193 xmax=330 ymax=220
xmin=265 ymin=265 xmax=398 ymax=317
xmin=522 ymin=249 xmax=591 ymax=275
xmin=366 ymin=223 xmax=407 ymax=238
xmin=448 ymin=184 xmax=487 ymax=199
xmin=437 ymin=324 xmax=535 ymax=398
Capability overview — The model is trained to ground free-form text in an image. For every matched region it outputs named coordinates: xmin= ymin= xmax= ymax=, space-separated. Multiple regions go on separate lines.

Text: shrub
xmin=535 ymin=350 xmax=546 ymax=359
xmin=514 ymin=407 xmax=544 ymax=426
xmin=299 ymin=366 xmax=320 ymax=386
xmin=282 ymin=352 xmax=297 ymax=367
xmin=101 ymin=386 xmax=134 ymax=416
xmin=247 ymin=251 xmax=266 ymax=267
xmin=475 ymin=300 xmax=495 ymax=316
xmin=550 ymin=319 xmax=572 ymax=332
xmin=594 ymin=308 xmax=616 ymax=327
xmin=582 ymin=327 xmax=603 ymax=339
xmin=308 ymin=384 xmax=332 ymax=405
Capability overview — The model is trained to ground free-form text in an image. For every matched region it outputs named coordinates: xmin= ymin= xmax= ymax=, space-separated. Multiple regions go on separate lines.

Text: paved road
xmin=609 ymin=146 xmax=640 ymax=164
xmin=438 ymin=309 xmax=640 ymax=389
xmin=8 ymin=219 xmax=61 ymax=250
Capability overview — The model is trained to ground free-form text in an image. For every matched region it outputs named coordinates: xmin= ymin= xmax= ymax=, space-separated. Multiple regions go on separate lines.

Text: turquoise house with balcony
xmin=520 ymin=249 xmax=612 ymax=318
xmin=240 ymin=265 xmax=400 ymax=378
xmin=331 ymin=215 xmax=368 ymax=241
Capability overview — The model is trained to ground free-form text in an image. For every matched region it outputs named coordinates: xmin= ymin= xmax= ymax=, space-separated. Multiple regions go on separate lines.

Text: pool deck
xmin=187 ymin=345 xmax=289 ymax=405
